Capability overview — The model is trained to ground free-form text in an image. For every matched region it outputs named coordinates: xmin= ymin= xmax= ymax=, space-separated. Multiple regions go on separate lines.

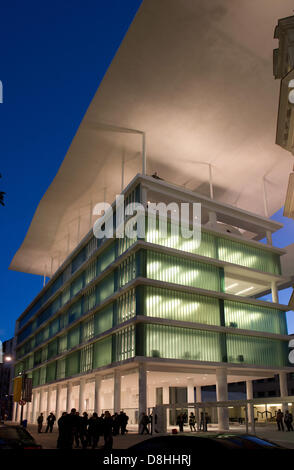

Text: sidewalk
xmin=11 ymin=422 xmax=294 ymax=449
xmin=23 ymin=424 xmax=153 ymax=449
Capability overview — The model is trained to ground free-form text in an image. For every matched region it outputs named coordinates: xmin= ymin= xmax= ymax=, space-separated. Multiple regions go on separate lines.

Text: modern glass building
xmin=13 ymin=175 xmax=293 ymax=429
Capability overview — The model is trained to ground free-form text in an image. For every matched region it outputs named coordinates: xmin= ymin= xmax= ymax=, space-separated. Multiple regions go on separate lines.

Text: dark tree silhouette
xmin=0 ymin=174 xmax=5 ymax=206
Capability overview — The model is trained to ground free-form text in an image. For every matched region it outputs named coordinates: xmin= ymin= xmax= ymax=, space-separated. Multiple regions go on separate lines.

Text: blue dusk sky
xmin=0 ymin=1 xmax=294 ymax=343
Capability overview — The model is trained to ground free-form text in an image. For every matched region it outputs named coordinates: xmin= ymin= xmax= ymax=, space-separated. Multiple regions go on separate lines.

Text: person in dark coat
xmin=120 ymin=411 xmax=129 ymax=435
xmin=57 ymin=412 xmax=70 ymax=449
xmin=88 ymin=412 xmax=102 ymax=449
xmin=37 ymin=413 xmax=43 ymax=433
xmin=45 ymin=412 xmax=56 ymax=433
xmin=140 ymin=412 xmax=150 ymax=435
xmin=276 ymin=409 xmax=284 ymax=431
xmin=176 ymin=414 xmax=184 ymax=432
xmin=112 ymin=413 xmax=120 ymax=436
xmin=103 ymin=411 xmax=113 ymax=451
xmin=284 ymin=410 xmax=294 ymax=431
xmin=79 ymin=412 xmax=89 ymax=448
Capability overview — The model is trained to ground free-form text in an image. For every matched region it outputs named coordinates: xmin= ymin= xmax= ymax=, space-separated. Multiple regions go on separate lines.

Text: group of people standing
xmin=276 ymin=409 xmax=293 ymax=432
xmin=37 ymin=409 xmax=129 ymax=449
xmin=177 ymin=412 xmax=208 ymax=432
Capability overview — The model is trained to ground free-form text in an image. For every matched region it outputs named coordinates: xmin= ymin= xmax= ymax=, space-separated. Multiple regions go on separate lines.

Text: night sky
xmin=1 ymin=1 xmax=294 ymax=342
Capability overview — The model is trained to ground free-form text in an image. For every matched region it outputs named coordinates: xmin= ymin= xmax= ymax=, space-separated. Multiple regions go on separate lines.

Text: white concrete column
xmin=94 ymin=375 xmax=101 ymax=415
xmin=246 ymin=380 xmax=255 ymax=425
xmin=79 ymin=378 xmax=86 ymax=413
xmin=196 ymin=386 xmax=202 ymax=428
xmin=39 ymin=389 xmax=44 ymax=414
xmin=55 ymin=385 xmax=62 ymax=419
xmin=46 ymin=388 xmax=51 ymax=415
xmin=31 ymin=392 xmax=37 ymax=424
xmin=113 ymin=370 xmax=121 ymax=413
xmin=196 ymin=386 xmax=202 ymax=403
xmin=279 ymin=372 xmax=288 ymax=413
xmin=216 ymin=368 xmax=229 ymax=431
xmin=138 ymin=363 xmax=147 ymax=431
xmin=187 ymin=379 xmax=195 ymax=403
xmin=271 ymin=281 xmax=279 ymax=303
xmin=266 ymin=230 xmax=272 ymax=246
xmin=66 ymin=382 xmax=73 ymax=413
xmin=162 ymin=387 xmax=169 ymax=405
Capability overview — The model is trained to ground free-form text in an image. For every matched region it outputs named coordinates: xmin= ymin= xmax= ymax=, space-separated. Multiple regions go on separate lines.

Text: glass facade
xmin=146 ymin=218 xmax=281 ymax=275
xmin=146 ymin=251 xmax=220 ymax=291
xmin=14 ymin=184 xmax=290 ymax=389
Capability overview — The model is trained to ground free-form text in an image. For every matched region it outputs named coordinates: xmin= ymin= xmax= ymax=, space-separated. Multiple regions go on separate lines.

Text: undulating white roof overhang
xmin=9 ymin=0 xmax=294 ymax=276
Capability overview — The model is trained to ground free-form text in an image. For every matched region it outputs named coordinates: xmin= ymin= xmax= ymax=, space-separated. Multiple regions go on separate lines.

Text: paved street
xmin=12 ymin=422 xmax=294 ymax=449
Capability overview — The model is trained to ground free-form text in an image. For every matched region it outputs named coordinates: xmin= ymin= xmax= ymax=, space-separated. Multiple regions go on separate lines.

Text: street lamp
xmin=4 ymin=355 xmax=12 ymax=362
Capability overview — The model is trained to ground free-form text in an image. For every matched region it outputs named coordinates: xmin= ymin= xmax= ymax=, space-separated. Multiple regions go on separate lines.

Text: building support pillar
xmin=196 ymin=386 xmax=202 ymax=429
xmin=246 ymin=380 xmax=255 ymax=432
xmin=271 ymin=281 xmax=279 ymax=304
xmin=138 ymin=363 xmax=147 ymax=432
xmin=31 ymin=392 xmax=37 ymax=424
xmin=79 ymin=378 xmax=86 ymax=414
xmin=39 ymin=389 xmax=44 ymax=415
xmin=208 ymin=211 xmax=217 ymax=228
xmin=113 ymin=370 xmax=121 ymax=413
xmin=266 ymin=230 xmax=272 ymax=246
xmin=94 ymin=375 xmax=101 ymax=415
xmin=187 ymin=379 xmax=195 ymax=404
xmin=55 ymin=385 xmax=61 ymax=419
xmin=66 ymin=382 xmax=73 ymax=413
xmin=46 ymin=388 xmax=51 ymax=415
xmin=216 ymin=368 xmax=229 ymax=431
xmin=279 ymin=372 xmax=288 ymax=413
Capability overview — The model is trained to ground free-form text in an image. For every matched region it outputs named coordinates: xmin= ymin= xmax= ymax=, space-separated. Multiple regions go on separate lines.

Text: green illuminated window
xmin=80 ymin=344 xmax=93 ymax=372
xmin=56 ymin=358 xmax=66 ymax=379
xmin=114 ymin=325 xmax=135 ymax=361
xmin=226 ymin=333 xmax=288 ymax=367
xmin=46 ymin=361 xmax=56 ymax=382
xmin=119 ymin=254 xmax=136 ymax=287
xmin=224 ymin=300 xmax=287 ymax=335
xmin=117 ymin=289 xmax=136 ymax=323
xmin=93 ymin=336 xmax=112 ymax=368
xmin=94 ymin=304 xmax=113 ymax=335
xmin=143 ymin=286 xmax=220 ymax=325
xmin=145 ymin=217 xmax=281 ymax=275
xmin=144 ymin=324 xmax=222 ymax=362
xmin=146 ymin=251 xmax=220 ymax=291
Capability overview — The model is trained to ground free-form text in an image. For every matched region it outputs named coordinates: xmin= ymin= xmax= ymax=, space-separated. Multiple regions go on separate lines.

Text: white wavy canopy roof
xmin=10 ymin=0 xmax=294 ymax=276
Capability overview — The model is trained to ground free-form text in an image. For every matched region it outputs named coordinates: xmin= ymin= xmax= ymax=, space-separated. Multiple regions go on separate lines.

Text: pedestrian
xmin=74 ymin=411 xmax=81 ymax=448
xmin=284 ymin=410 xmax=294 ymax=432
xmin=65 ymin=408 xmax=80 ymax=449
xmin=120 ymin=411 xmax=129 ymax=435
xmin=57 ymin=412 xmax=70 ymax=449
xmin=189 ymin=412 xmax=196 ymax=432
xmin=276 ymin=409 xmax=284 ymax=431
xmin=140 ymin=412 xmax=150 ymax=435
xmin=200 ymin=412 xmax=207 ymax=432
xmin=79 ymin=412 xmax=89 ymax=448
xmin=112 ymin=413 xmax=120 ymax=436
xmin=176 ymin=413 xmax=184 ymax=432
xmin=103 ymin=411 xmax=113 ymax=451
xmin=45 ymin=412 xmax=56 ymax=433
xmin=37 ymin=413 xmax=43 ymax=433
xmin=88 ymin=412 xmax=101 ymax=449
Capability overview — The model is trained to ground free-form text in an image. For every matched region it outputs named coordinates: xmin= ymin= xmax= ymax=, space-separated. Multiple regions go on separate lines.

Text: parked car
xmin=0 ymin=424 xmax=42 ymax=449
xmin=129 ymin=433 xmax=284 ymax=451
